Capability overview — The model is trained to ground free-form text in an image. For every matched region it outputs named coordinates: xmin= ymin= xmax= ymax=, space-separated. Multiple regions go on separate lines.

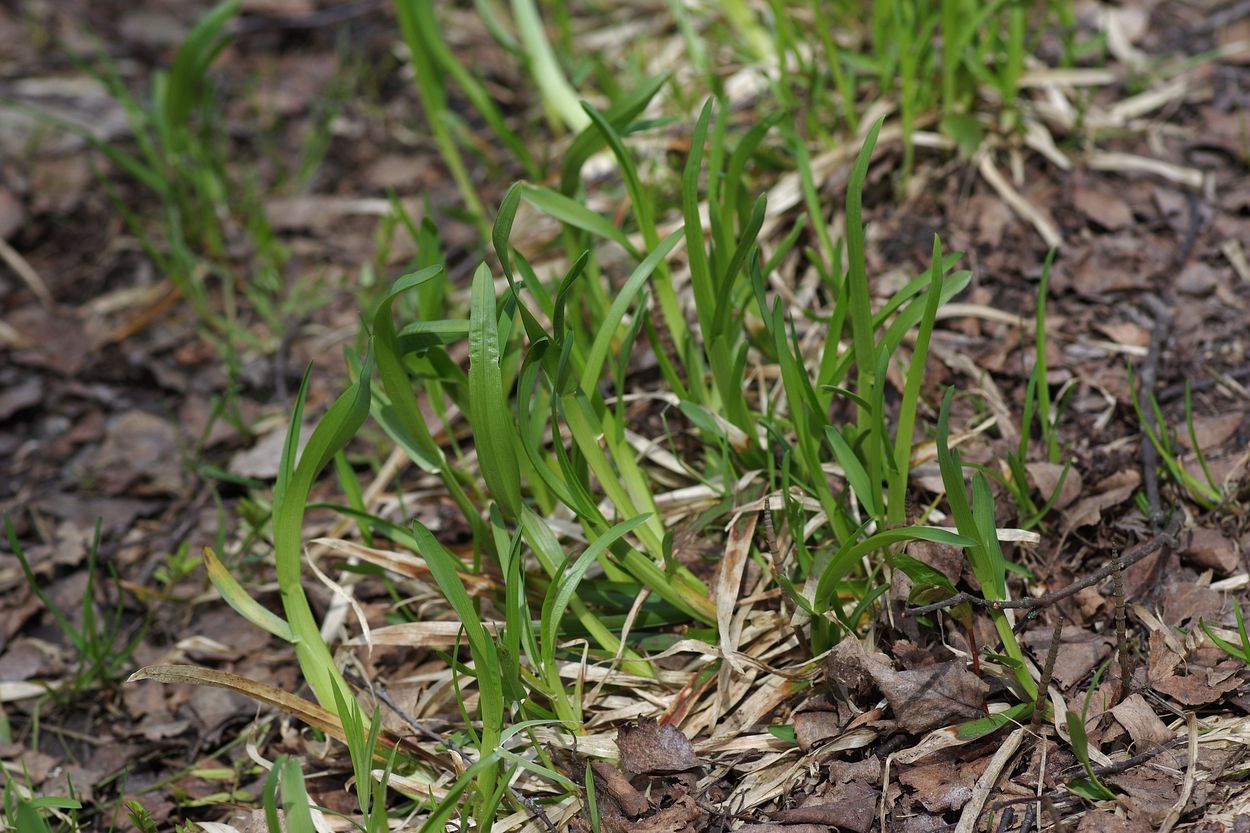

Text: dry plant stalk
xmin=1031 ymin=618 xmax=1063 ymax=735
xmin=1112 ymin=554 xmax=1133 ymax=699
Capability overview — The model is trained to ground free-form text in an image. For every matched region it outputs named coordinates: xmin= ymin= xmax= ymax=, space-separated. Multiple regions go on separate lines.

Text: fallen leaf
xmin=0 ymin=188 xmax=24 ymax=239
xmin=1111 ymin=693 xmax=1173 ymax=750
xmin=606 ymin=793 xmax=702 ymax=833
xmin=1062 ymin=470 xmax=1140 ymax=532
xmin=0 ymin=376 xmax=42 ymax=420
xmin=229 ymin=422 xmax=314 ymax=480
xmin=1076 ymin=810 xmax=1151 ymax=833
xmin=616 ymin=718 xmax=700 ymax=775
xmin=1094 ymin=321 xmax=1150 ymax=348
xmin=900 ymin=757 xmax=978 ymax=812
xmin=1182 ymin=528 xmax=1240 ymax=574
xmin=868 ymin=661 xmax=989 ymax=734
xmin=1161 ymin=583 xmax=1223 ymax=628
xmin=590 ymin=760 xmax=648 ymax=818
xmin=793 ymin=709 xmax=843 ymax=752
xmin=825 ymin=633 xmax=890 ymax=702
xmin=1022 ymin=626 xmax=1113 ymax=689
xmin=1178 ymin=413 xmax=1242 ymax=452
xmin=1026 ymin=461 xmax=1083 ymax=510
xmin=771 ymin=781 xmax=878 ymax=832
xmin=1152 ymin=658 xmax=1242 ymax=706
xmin=1074 ymin=186 xmax=1134 ymax=231
xmin=1176 ymin=261 xmax=1219 ymax=296
xmin=89 ymin=410 xmax=183 ymax=496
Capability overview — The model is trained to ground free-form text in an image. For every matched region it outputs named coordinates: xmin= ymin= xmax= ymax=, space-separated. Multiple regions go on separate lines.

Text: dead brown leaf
xmin=1062 ymin=469 xmax=1140 ymax=532
xmin=89 ymin=410 xmax=183 ymax=496
xmin=1111 ymin=693 xmax=1173 ymax=750
xmin=1074 ymin=186 xmax=1134 ymax=231
xmin=868 ymin=661 xmax=989 ymax=734
xmin=1183 ymin=528 xmax=1240 ymax=574
xmin=1027 ymin=461 xmax=1083 ymax=510
xmin=590 ymin=760 xmax=648 ymax=818
xmin=793 ymin=709 xmax=843 ymax=752
xmin=1076 ymin=810 xmax=1151 ymax=833
xmin=617 ymin=718 xmax=700 ymax=775
xmin=1022 ymin=626 xmax=1113 ymax=689
xmin=899 ymin=756 xmax=978 ymax=812
xmin=825 ymin=633 xmax=890 ymax=703
xmin=1178 ymin=413 xmax=1243 ymax=452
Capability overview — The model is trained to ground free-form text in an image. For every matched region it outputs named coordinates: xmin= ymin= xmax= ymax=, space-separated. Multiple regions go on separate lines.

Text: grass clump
xmin=36 ymin=0 xmax=1171 ymax=827
xmin=161 ymin=104 xmax=1048 ymax=824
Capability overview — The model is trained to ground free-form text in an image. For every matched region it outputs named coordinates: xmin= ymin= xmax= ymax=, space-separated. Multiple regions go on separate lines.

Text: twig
xmin=954 ymin=728 xmax=1025 ymax=833
xmin=1112 ymin=554 xmax=1133 ymax=698
xmin=1031 ymin=619 xmax=1063 ymax=734
xmin=1196 ymin=0 xmax=1250 ymax=33
xmin=0 ymin=236 xmax=54 ymax=308
xmin=1017 ymin=803 xmax=1036 ymax=833
xmin=1172 ymin=190 xmax=1202 ymax=269
xmin=1158 ymin=364 xmax=1250 ymax=402
xmin=906 ymin=514 xmax=1182 ymax=617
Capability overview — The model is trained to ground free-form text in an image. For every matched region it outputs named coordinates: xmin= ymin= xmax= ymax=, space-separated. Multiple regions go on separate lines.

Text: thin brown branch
xmin=1031 ymin=619 xmax=1062 ymax=734
xmin=1113 ymin=553 xmax=1133 ymax=699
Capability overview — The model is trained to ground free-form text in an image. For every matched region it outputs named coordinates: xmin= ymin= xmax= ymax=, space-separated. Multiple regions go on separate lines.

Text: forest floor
xmin=2 ymin=1 xmax=1250 ymax=832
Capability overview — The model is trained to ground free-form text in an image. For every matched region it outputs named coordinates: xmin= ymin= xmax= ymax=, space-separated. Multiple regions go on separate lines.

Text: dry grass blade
xmin=977 ymin=151 xmax=1062 ymax=248
xmin=954 ymin=727 xmax=1024 ymax=833
xmin=127 ymin=664 xmax=427 ymax=762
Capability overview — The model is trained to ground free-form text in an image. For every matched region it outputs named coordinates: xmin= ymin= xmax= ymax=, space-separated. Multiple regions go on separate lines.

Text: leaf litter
xmin=3 ymin=0 xmax=1250 ymax=831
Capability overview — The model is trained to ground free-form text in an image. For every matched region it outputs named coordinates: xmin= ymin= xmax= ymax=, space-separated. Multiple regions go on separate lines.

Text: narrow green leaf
xmin=580 ymin=228 xmax=682 ymax=392
xmin=202 ymin=546 xmax=294 ymax=642
xmin=469 ymin=264 xmax=522 ymax=519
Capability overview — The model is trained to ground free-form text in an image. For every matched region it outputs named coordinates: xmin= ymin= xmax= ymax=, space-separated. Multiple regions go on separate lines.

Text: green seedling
xmin=935 ymin=390 xmax=1036 ymax=700
xmin=4 ymin=772 xmax=81 ymax=833
xmin=6 ymin=517 xmax=147 ymax=697
xmin=262 ymin=757 xmax=317 ymax=833
xmin=1066 ymin=663 xmax=1116 ymax=800
xmin=1202 ymin=602 xmax=1250 ymax=665
xmin=1130 ymin=373 xmax=1226 ymax=510
xmin=999 ymin=248 xmax=1075 ymax=529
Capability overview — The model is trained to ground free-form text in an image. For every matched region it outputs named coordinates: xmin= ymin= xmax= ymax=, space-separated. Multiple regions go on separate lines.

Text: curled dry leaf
xmin=126 ymin=664 xmax=432 ymax=764
xmin=616 ymin=717 xmax=700 ymax=775
xmin=590 ymin=759 xmax=648 ymax=819
xmin=824 ymin=633 xmax=890 ymax=702
xmin=1111 ymin=693 xmax=1173 ymax=750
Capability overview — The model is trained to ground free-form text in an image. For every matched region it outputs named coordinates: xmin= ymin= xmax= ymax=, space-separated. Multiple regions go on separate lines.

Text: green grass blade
xmin=469 ymin=264 xmax=523 ymax=519
xmin=888 ymin=236 xmax=947 ymax=525
xmin=519 ymin=185 xmax=640 ymax=259
xmin=511 ymin=0 xmax=588 ymax=131
xmin=273 ymin=352 xmax=374 ymax=713
xmin=581 ymin=228 xmax=682 ymax=393
xmin=202 ymin=546 xmax=294 ymax=642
